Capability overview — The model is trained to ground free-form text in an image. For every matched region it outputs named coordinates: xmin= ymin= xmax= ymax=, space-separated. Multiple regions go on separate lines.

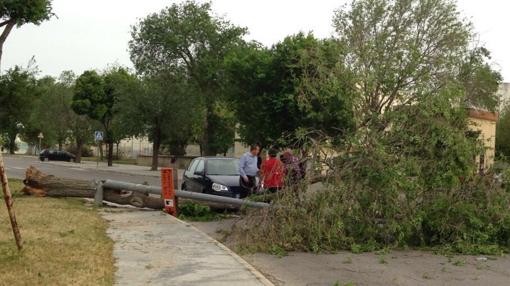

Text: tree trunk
xmin=151 ymin=126 xmax=161 ymax=171
xmin=8 ymin=135 xmax=16 ymax=155
xmin=99 ymin=143 xmax=104 ymax=160
xmin=22 ymin=166 xmax=164 ymax=209
xmin=116 ymin=142 xmax=119 ymax=159
xmin=75 ymin=139 xmax=83 ymax=163
xmin=0 ymin=20 xmax=15 ymax=67
xmin=203 ymin=110 xmax=216 ymax=156
xmin=58 ymin=141 xmax=63 ymax=151
xmin=107 ymin=142 xmax=114 ymax=167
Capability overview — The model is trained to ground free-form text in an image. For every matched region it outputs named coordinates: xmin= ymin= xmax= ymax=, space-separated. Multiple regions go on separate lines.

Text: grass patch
xmin=0 ymin=179 xmax=114 ymax=286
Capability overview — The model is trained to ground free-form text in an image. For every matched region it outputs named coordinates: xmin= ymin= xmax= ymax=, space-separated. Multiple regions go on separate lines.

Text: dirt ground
xmin=191 ymin=219 xmax=510 ymax=286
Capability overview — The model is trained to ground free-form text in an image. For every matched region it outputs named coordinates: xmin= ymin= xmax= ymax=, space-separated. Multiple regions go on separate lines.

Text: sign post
xmin=94 ymin=131 xmax=104 ymax=169
xmin=161 ymin=168 xmax=177 ymax=216
xmin=37 ymin=132 xmax=44 ymax=155
xmin=0 ymin=152 xmax=23 ymax=250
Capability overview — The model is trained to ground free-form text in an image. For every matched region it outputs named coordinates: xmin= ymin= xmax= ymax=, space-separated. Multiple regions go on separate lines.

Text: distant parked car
xmin=39 ymin=149 xmax=76 ymax=162
xmin=182 ymin=157 xmax=249 ymax=199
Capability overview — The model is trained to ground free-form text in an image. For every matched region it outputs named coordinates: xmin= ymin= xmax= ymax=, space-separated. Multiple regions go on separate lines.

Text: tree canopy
xmin=0 ymin=66 xmax=37 ymax=153
xmin=72 ymin=67 xmax=135 ymax=166
xmin=225 ymin=33 xmax=355 ymax=147
xmin=0 ymin=0 xmax=54 ymax=64
xmin=129 ymin=0 xmax=246 ymax=155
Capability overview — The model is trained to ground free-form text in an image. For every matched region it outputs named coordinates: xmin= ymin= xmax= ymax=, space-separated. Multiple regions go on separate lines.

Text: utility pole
xmin=0 ymin=152 xmax=23 ymax=250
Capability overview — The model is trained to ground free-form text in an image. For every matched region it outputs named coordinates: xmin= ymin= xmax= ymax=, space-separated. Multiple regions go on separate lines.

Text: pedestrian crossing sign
xmin=94 ymin=131 xmax=104 ymax=142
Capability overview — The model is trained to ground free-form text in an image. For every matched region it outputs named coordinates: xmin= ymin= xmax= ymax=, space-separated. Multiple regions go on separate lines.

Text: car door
xmin=190 ymin=159 xmax=206 ymax=193
xmin=183 ymin=159 xmax=200 ymax=191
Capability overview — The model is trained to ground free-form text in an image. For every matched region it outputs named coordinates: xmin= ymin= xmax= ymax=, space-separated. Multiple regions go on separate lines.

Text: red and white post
xmin=161 ymin=168 xmax=178 ymax=216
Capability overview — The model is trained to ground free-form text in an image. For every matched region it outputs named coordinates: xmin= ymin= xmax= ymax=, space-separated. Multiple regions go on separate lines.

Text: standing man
xmin=239 ymin=144 xmax=260 ymax=194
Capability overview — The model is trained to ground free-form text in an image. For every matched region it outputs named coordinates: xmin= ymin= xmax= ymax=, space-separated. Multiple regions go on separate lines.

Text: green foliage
xmin=72 ymin=67 xmax=135 ymax=165
xmin=72 ymin=70 xmax=107 ymax=122
xmin=459 ymin=47 xmax=502 ymax=111
xmin=116 ymin=71 xmax=202 ymax=163
xmin=177 ymin=201 xmax=222 ymax=222
xmin=496 ymin=105 xmax=510 ymax=159
xmin=0 ymin=65 xmax=37 ymax=153
xmin=0 ymin=0 xmax=53 ymax=25
xmin=129 ymin=0 xmax=246 ymax=155
xmin=225 ymin=33 xmax=354 ymax=147
xmin=234 ymin=0 xmax=507 ymax=255
xmin=22 ymin=73 xmax=77 ymax=149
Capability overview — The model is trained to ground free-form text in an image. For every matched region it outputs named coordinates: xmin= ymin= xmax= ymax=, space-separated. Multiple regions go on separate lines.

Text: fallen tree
xmin=21 ymin=166 xmax=164 ymax=209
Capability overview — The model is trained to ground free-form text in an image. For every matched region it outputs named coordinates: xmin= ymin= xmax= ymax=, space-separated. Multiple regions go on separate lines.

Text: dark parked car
xmin=182 ymin=157 xmax=249 ymax=198
xmin=39 ymin=149 xmax=76 ymax=162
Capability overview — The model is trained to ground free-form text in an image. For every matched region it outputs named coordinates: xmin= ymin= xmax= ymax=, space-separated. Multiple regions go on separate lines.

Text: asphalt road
xmin=2 ymin=155 xmax=162 ymax=186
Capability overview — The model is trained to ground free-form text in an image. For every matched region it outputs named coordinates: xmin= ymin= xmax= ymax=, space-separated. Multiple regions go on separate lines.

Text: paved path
xmin=101 ymin=210 xmax=273 ymax=286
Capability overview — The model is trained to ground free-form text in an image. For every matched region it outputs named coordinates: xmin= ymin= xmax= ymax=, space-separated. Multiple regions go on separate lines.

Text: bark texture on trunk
xmin=151 ymin=127 xmax=161 ymax=171
xmin=0 ymin=20 xmax=15 ymax=66
xmin=8 ymin=136 xmax=16 ymax=154
xmin=22 ymin=166 xmax=164 ymax=209
xmin=99 ymin=143 xmax=104 ymax=160
xmin=75 ymin=139 xmax=83 ymax=163
xmin=107 ymin=142 xmax=113 ymax=167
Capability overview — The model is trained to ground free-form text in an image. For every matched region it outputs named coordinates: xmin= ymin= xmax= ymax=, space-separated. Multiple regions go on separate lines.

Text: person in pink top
xmin=260 ymin=148 xmax=284 ymax=193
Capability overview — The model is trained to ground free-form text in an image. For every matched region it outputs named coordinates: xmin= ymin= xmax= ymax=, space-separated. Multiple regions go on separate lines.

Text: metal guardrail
xmin=101 ymin=179 xmax=269 ymax=209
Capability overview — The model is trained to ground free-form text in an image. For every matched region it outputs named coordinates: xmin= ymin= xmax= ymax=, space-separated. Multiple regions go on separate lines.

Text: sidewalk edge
xmin=173 ymin=216 xmax=275 ymax=286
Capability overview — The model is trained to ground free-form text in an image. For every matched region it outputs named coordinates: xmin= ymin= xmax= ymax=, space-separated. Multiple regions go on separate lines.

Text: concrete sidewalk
xmin=101 ymin=210 xmax=273 ymax=286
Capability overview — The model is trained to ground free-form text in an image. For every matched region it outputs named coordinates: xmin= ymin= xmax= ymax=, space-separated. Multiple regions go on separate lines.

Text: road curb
xmin=173 ymin=216 xmax=275 ymax=286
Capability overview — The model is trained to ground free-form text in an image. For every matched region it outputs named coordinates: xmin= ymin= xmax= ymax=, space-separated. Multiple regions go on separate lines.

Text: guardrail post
xmin=161 ymin=168 xmax=177 ymax=216
xmin=94 ymin=180 xmax=104 ymax=206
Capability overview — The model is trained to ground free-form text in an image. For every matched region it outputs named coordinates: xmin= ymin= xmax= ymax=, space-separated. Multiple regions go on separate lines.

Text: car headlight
xmin=212 ymin=183 xmax=228 ymax=192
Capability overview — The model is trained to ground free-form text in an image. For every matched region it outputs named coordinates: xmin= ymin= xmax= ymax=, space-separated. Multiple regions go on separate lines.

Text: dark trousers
xmin=240 ymin=175 xmax=257 ymax=194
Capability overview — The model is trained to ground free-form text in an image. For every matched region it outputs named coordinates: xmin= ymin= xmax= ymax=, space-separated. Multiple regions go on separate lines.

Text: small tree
xmin=72 ymin=68 xmax=133 ymax=166
xmin=0 ymin=66 xmax=37 ymax=153
xmin=0 ymin=0 xmax=53 ymax=64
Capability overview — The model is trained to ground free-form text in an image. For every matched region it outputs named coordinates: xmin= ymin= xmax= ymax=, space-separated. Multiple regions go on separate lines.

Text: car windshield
xmin=206 ymin=159 xmax=240 ymax=176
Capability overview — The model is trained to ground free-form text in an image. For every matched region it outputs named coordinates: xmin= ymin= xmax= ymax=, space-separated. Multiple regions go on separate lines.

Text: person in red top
xmin=261 ymin=148 xmax=284 ymax=193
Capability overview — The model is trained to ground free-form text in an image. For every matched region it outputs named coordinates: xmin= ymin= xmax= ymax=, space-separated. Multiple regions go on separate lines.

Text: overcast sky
xmin=3 ymin=0 xmax=509 ymax=81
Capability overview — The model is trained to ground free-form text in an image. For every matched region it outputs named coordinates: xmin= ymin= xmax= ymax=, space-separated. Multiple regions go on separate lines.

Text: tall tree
xmin=23 ymin=73 xmax=75 ymax=151
xmin=117 ymin=72 xmax=202 ymax=170
xmin=0 ymin=66 xmax=37 ymax=153
xmin=69 ymin=113 xmax=93 ymax=163
xmin=225 ymin=33 xmax=354 ymax=147
xmin=333 ymin=0 xmax=476 ymax=127
xmin=72 ymin=68 xmax=133 ymax=166
xmin=129 ymin=0 xmax=246 ymax=155
xmin=0 ymin=0 xmax=53 ymax=65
